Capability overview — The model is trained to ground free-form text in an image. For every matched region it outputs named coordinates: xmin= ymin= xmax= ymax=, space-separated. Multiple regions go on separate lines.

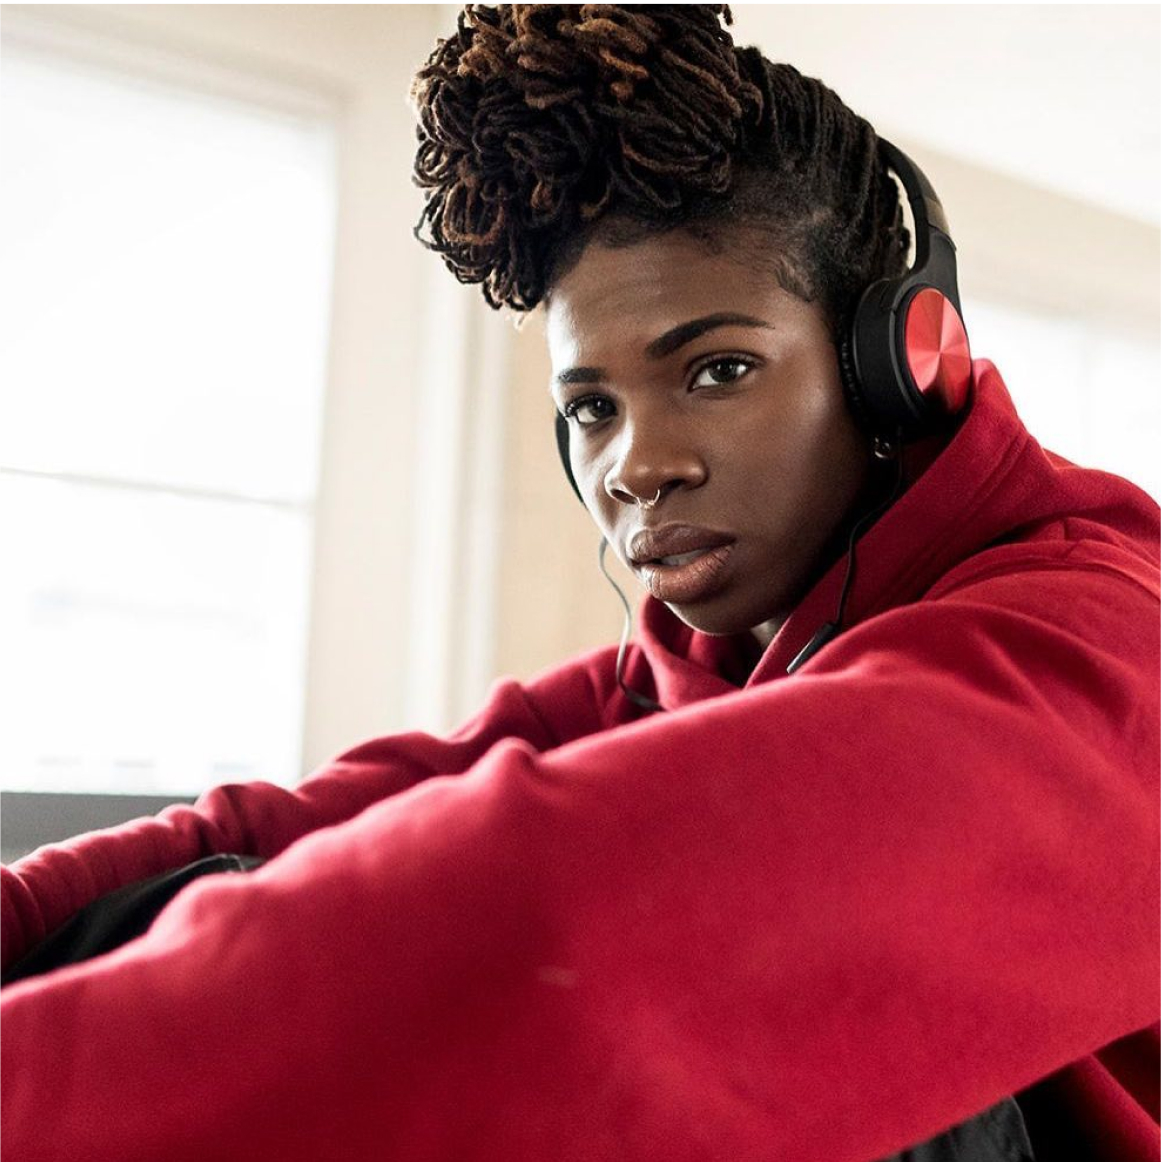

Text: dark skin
xmin=545 ymin=226 xmax=878 ymax=649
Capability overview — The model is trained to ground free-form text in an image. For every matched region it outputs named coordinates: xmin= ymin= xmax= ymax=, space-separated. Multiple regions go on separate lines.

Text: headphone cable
xmin=786 ymin=434 xmax=906 ymax=674
xmin=598 ymin=537 xmax=665 ymax=714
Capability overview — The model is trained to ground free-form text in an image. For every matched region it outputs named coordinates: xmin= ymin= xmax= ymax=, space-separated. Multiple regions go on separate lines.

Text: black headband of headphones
xmin=554 ymin=139 xmax=973 ymax=504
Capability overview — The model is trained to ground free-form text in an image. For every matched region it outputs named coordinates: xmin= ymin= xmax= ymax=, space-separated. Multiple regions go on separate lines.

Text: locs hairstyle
xmin=409 ymin=4 xmax=911 ymax=343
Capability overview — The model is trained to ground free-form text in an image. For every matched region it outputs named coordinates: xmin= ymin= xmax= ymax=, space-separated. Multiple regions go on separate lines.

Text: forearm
xmin=1 ymin=675 xmax=579 ymax=971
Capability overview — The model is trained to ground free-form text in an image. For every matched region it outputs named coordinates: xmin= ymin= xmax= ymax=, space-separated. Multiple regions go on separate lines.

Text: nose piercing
xmin=637 ymin=488 xmax=663 ymax=511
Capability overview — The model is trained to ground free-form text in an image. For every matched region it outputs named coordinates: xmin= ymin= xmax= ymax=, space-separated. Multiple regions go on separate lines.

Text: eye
xmin=690 ymin=356 xmax=757 ymax=390
xmin=563 ymin=394 xmax=615 ymax=427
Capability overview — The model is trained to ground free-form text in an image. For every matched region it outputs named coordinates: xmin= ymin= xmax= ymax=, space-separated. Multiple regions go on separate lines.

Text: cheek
xmin=569 ymin=443 xmax=601 ymax=503
xmin=572 ymin=449 xmax=619 ymax=534
xmin=570 ymin=431 xmax=619 ymax=507
xmin=807 ymin=396 xmax=869 ymax=499
xmin=732 ymin=382 xmax=868 ymax=529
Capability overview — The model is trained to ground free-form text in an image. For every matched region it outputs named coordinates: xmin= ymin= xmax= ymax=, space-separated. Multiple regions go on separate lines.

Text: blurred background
xmin=1 ymin=4 xmax=1158 ymax=856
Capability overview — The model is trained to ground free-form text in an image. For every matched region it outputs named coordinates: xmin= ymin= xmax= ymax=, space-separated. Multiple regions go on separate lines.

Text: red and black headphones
xmin=554 ymin=138 xmax=972 ymax=502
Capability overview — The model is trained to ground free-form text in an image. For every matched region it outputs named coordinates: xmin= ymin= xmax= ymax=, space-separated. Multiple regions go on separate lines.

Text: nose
xmin=604 ymin=413 xmax=707 ymax=508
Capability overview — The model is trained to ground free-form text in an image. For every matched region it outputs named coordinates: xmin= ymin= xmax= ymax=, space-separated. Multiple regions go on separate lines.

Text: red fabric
xmin=2 ymin=360 xmax=1158 ymax=1162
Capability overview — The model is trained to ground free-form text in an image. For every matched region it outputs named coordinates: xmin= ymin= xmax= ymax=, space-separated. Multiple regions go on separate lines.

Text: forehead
xmin=543 ymin=229 xmax=804 ymax=363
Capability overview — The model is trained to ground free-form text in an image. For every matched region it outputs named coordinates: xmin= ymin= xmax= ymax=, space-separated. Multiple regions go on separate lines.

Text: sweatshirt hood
xmin=634 ymin=359 xmax=1159 ymax=707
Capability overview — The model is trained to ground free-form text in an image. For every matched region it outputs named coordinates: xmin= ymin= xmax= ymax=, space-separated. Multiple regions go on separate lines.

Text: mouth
xmin=650 ymin=549 xmax=716 ymax=568
xmin=628 ymin=524 xmax=737 ymax=604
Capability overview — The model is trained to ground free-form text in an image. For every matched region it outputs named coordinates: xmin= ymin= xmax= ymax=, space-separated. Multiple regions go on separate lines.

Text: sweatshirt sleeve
xmin=1 ymin=563 xmax=1156 ymax=1162
xmin=0 ymin=653 xmax=617 ymax=972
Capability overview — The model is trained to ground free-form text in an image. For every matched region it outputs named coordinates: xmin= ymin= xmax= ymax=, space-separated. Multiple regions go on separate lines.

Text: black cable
xmin=786 ymin=432 xmax=907 ymax=674
xmin=598 ymin=537 xmax=665 ymax=713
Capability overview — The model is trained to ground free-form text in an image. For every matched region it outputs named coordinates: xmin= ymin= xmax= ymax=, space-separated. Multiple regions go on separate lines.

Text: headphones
xmin=554 ymin=139 xmax=972 ymax=503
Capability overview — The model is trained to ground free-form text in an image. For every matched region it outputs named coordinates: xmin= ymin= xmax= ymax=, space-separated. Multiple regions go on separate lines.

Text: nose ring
xmin=637 ymin=488 xmax=663 ymax=511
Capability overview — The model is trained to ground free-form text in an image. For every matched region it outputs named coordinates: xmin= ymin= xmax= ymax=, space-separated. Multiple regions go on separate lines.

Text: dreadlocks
xmin=410 ymin=4 xmax=909 ymax=342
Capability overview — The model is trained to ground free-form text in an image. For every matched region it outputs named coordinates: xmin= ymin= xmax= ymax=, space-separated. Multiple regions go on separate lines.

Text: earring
xmin=872 ymin=435 xmax=898 ymax=461
xmin=637 ymin=488 xmax=663 ymax=511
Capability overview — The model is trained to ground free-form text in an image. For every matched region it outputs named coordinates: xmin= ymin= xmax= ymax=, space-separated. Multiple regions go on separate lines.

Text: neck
xmin=751 ymin=618 xmax=782 ymax=649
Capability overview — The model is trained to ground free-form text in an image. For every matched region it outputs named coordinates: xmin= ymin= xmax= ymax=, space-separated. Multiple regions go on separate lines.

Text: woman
xmin=2 ymin=7 xmax=1157 ymax=1161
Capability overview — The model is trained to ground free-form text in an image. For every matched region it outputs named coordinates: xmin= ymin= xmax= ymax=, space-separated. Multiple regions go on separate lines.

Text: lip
xmin=627 ymin=524 xmax=737 ymax=604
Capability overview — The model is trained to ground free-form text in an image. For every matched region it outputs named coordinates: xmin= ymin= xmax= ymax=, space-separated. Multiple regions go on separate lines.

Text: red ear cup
xmin=902 ymin=286 xmax=972 ymax=415
xmin=839 ymin=140 xmax=972 ymax=443
xmin=844 ymin=278 xmax=971 ymax=441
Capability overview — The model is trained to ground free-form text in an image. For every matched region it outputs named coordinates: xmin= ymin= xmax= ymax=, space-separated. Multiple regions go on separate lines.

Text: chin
xmin=665 ymin=594 xmax=789 ymax=639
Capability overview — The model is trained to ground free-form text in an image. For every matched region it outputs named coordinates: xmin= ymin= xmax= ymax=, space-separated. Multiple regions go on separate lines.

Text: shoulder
xmin=924 ymin=504 xmax=1159 ymax=611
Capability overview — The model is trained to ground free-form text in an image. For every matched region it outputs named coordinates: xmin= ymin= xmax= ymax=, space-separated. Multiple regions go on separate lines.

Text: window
xmin=963 ymin=297 xmax=1160 ymax=503
xmin=0 ymin=35 xmax=337 ymax=794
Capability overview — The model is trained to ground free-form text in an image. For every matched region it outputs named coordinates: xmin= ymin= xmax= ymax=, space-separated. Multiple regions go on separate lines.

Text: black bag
xmin=877 ymin=1096 xmax=1034 ymax=1161
xmin=2 ymin=852 xmax=265 ymax=987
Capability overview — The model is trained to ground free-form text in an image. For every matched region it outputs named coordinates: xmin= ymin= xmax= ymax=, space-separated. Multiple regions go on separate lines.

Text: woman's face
xmin=544 ymin=227 xmax=872 ymax=642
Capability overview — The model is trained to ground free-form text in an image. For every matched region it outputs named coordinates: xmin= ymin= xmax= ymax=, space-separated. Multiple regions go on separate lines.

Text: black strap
xmin=876 ymin=1095 xmax=1035 ymax=1161
xmin=2 ymin=853 xmax=265 ymax=986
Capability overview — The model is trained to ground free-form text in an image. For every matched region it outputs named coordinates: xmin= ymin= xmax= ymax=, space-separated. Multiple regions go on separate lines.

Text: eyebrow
xmin=552 ymin=312 xmax=775 ymax=388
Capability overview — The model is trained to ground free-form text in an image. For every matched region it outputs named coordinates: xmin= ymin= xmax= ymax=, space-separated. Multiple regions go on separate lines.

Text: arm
xmin=1 ymin=655 xmax=618 ymax=972
xmin=2 ymin=565 xmax=1156 ymax=1162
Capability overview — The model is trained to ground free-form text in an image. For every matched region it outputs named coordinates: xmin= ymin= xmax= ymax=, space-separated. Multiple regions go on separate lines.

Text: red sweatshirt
xmin=2 ymin=360 xmax=1158 ymax=1162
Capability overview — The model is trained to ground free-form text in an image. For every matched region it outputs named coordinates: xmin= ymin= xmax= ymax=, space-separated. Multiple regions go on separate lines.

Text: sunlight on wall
xmin=965 ymin=298 xmax=1159 ymax=503
xmin=0 ymin=44 xmax=337 ymax=793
